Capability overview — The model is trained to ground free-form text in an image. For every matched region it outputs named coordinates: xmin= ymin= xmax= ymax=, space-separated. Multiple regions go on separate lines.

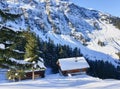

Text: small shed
xmin=25 ymin=59 xmax=46 ymax=79
xmin=57 ymin=57 xmax=90 ymax=76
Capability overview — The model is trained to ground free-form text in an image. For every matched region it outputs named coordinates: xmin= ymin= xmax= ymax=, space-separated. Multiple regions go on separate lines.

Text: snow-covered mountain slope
xmin=0 ymin=0 xmax=120 ymax=67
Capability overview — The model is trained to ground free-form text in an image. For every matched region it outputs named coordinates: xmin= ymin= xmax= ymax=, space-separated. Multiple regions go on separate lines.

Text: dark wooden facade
xmin=57 ymin=61 xmax=89 ymax=76
xmin=25 ymin=70 xmax=45 ymax=79
xmin=60 ymin=68 xmax=88 ymax=76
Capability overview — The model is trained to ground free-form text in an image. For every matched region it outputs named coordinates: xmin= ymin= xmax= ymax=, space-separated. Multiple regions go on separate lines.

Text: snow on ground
xmin=0 ymin=69 xmax=8 ymax=83
xmin=0 ymin=73 xmax=120 ymax=89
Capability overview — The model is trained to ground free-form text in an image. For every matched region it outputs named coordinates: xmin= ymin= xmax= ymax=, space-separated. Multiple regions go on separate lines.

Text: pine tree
xmin=0 ymin=28 xmax=26 ymax=68
xmin=72 ymin=47 xmax=82 ymax=57
xmin=59 ymin=47 xmax=64 ymax=58
xmin=24 ymin=30 xmax=39 ymax=62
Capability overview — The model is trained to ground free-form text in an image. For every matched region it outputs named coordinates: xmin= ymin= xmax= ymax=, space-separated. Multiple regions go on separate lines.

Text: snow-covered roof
xmin=37 ymin=58 xmax=46 ymax=68
xmin=58 ymin=57 xmax=90 ymax=71
xmin=25 ymin=57 xmax=45 ymax=68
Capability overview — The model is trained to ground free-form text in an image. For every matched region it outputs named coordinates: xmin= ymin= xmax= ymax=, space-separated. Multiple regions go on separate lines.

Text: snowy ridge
xmin=0 ymin=0 xmax=120 ymax=67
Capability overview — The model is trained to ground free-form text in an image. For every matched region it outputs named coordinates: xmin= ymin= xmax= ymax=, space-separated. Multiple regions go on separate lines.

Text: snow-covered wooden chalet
xmin=57 ymin=57 xmax=90 ymax=76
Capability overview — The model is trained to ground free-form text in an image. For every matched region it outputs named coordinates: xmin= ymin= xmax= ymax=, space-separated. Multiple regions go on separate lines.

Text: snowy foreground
xmin=0 ymin=74 xmax=120 ymax=89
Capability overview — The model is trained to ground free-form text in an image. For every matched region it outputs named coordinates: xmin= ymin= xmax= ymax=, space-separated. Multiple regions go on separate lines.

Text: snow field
xmin=0 ymin=73 xmax=120 ymax=89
